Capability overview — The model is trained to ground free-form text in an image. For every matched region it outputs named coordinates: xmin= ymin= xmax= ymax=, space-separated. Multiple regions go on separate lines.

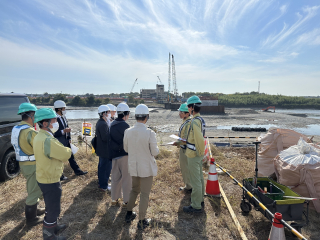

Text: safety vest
xmin=178 ymin=118 xmax=191 ymax=149
xmin=186 ymin=116 xmax=206 ymax=151
xmin=11 ymin=125 xmax=35 ymax=162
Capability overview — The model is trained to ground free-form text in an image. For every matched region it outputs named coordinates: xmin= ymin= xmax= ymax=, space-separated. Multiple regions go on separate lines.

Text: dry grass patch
xmin=0 ymin=145 xmax=319 ymax=239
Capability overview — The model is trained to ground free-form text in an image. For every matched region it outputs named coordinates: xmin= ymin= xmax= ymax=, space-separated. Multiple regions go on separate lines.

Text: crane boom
xmin=157 ymin=76 xmax=162 ymax=84
xmin=168 ymin=53 xmax=171 ymax=102
xmin=172 ymin=55 xmax=178 ymax=101
xmin=130 ymin=78 xmax=138 ymax=93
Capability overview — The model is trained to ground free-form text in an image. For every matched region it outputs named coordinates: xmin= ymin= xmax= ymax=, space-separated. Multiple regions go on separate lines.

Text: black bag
xmin=91 ymin=136 xmax=97 ymax=150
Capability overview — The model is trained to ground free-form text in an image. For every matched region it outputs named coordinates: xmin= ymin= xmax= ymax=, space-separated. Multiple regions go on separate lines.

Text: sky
xmin=0 ymin=0 xmax=320 ymax=96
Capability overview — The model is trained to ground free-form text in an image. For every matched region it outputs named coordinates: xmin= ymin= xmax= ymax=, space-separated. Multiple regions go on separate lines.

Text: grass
xmin=0 ymin=145 xmax=319 ymax=240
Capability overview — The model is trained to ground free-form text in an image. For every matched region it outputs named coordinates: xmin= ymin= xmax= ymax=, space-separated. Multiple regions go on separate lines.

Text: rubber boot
xmin=43 ymin=222 xmax=66 ymax=240
xmin=25 ymin=204 xmax=44 ymax=226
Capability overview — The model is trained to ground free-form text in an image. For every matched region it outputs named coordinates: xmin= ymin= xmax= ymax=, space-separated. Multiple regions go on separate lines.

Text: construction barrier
xmin=214 ymin=161 xmax=308 ymax=240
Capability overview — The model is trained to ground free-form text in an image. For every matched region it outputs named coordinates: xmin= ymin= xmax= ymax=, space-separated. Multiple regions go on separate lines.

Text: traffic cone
xmin=269 ymin=212 xmax=286 ymax=240
xmin=205 ymin=158 xmax=221 ymax=197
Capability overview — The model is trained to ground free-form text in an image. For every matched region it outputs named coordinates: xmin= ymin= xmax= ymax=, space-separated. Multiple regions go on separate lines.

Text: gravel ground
xmin=66 ymin=108 xmax=320 ymax=145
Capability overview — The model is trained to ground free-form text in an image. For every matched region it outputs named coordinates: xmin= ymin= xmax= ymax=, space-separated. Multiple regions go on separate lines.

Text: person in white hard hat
xmin=53 ymin=100 xmax=87 ymax=180
xmin=107 ymin=104 xmax=117 ymax=121
xmin=124 ymin=104 xmax=159 ymax=230
xmin=109 ymin=102 xmax=131 ymax=206
xmin=95 ymin=105 xmax=112 ymax=191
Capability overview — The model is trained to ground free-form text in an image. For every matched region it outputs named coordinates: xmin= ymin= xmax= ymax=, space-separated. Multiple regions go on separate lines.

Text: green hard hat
xmin=178 ymin=103 xmax=189 ymax=112
xmin=34 ymin=108 xmax=57 ymax=123
xmin=17 ymin=103 xmax=38 ymax=115
xmin=187 ymin=95 xmax=202 ymax=105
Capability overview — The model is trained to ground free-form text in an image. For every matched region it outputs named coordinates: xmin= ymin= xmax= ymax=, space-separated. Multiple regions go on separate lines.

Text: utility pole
xmin=168 ymin=52 xmax=171 ymax=103
xmin=172 ymin=55 xmax=178 ymax=101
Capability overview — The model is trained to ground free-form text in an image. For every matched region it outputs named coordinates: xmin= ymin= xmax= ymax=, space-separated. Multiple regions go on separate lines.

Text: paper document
xmin=160 ymin=141 xmax=176 ymax=146
xmin=169 ymin=134 xmax=186 ymax=142
xmin=70 ymin=144 xmax=79 ymax=154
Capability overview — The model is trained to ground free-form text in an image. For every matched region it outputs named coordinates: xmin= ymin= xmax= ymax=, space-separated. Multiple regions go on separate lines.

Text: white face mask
xmin=107 ymin=113 xmax=111 ymax=120
xmin=50 ymin=122 xmax=59 ymax=133
xmin=62 ymin=110 xmax=67 ymax=115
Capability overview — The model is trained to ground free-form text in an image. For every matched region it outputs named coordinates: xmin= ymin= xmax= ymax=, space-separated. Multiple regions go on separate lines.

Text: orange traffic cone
xmin=269 ymin=212 xmax=286 ymax=240
xmin=205 ymin=158 xmax=221 ymax=197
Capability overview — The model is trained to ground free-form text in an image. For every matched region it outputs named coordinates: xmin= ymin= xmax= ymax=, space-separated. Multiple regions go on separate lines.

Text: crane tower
xmin=172 ymin=55 xmax=178 ymax=101
xmin=168 ymin=53 xmax=171 ymax=102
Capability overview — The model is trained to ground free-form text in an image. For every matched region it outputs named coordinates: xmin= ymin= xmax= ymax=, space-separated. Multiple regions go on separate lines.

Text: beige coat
xmin=124 ymin=122 xmax=159 ymax=177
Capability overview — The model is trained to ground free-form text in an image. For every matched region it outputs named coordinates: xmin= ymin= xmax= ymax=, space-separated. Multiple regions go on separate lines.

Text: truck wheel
xmin=0 ymin=150 xmax=20 ymax=181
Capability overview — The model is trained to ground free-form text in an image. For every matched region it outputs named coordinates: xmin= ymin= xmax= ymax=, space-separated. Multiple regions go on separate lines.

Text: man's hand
xmin=64 ymin=128 xmax=71 ymax=133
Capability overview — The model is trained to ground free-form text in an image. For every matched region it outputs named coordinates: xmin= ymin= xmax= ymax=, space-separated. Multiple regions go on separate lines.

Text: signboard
xmin=82 ymin=122 xmax=92 ymax=137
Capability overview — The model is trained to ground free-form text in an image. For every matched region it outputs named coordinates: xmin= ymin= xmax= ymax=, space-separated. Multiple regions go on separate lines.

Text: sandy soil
xmin=67 ymin=108 xmax=320 ymax=145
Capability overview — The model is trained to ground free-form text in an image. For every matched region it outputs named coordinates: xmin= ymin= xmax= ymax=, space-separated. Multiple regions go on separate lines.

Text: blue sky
xmin=0 ymin=0 xmax=320 ymax=96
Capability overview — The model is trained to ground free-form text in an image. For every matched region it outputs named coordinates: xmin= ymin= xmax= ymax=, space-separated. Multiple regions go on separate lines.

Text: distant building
xmin=140 ymin=84 xmax=166 ymax=99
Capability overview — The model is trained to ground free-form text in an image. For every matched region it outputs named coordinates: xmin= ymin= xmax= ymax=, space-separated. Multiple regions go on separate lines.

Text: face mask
xmin=107 ymin=113 xmax=111 ymax=120
xmin=62 ymin=110 xmax=67 ymax=115
xmin=49 ymin=122 xmax=59 ymax=133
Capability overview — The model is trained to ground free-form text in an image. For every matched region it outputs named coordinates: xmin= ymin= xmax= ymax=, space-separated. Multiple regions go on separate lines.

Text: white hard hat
xmin=107 ymin=104 xmax=116 ymax=111
xmin=98 ymin=105 xmax=110 ymax=114
xmin=117 ymin=103 xmax=130 ymax=112
xmin=135 ymin=104 xmax=149 ymax=116
xmin=54 ymin=100 xmax=66 ymax=108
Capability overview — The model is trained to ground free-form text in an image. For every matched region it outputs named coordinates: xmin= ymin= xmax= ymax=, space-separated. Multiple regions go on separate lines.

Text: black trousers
xmin=38 ymin=181 xmax=62 ymax=224
xmin=67 ymin=142 xmax=81 ymax=174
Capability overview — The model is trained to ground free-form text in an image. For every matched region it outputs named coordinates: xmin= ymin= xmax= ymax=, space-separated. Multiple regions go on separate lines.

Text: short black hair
xmin=55 ymin=108 xmax=62 ymax=113
xmin=21 ymin=111 xmax=34 ymax=121
xmin=38 ymin=119 xmax=51 ymax=128
xmin=135 ymin=115 xmax=147 ymax=121
xmin=118 ymin=111 xmax=130 ymax=119
xmin=187 ymin=104 xmax=201 ymax=113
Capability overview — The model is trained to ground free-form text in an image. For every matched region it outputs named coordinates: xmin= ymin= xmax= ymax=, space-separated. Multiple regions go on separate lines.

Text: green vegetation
xmin=30 ymin=93 xmax=110 ymax=107
xmin=182 ymin=92 xmax=320 ymax=109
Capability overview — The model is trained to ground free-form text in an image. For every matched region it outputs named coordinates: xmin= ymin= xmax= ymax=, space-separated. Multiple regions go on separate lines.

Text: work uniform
xmin=175 ymin=117 xmax=192 ymax=190
xmin=34 ymin=129 xmax=71 ymax=225
xmin=11 ymin=121 xmax=42 ymax=206
xmin=185 ymin=113 xmax=206 ymax=210
xmin=124 ymin=122 xmax=159 ymax=220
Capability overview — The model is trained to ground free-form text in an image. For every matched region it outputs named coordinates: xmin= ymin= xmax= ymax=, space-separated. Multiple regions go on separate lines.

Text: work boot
xmin=137 ymin=218 xmax=151 ymax=230
xmin=183 ymin=205 xmax=203 ymax=213
xmin=25 ymin=204 xmax=43 ymax=226
xmin=179 ymin=187 xmax=192 ymax=193
xmin=43 ymin=222 xmax=66 ymax=240
xmin=54 ymin=223 xmax=67 ymax=234
xmin=125 ymin=211 xmax=137 ymax=223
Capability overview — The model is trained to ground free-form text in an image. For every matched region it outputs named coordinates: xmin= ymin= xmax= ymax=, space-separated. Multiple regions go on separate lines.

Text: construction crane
xmin=130 ymin=78 xmax=138 ymax=93
xmin=172 ymin=55 xmax=178 ymax=101
xmin=168 ymin=53 xmax=171 ymax=102
xmin=157 ymin=76 xmax=162 ymax=84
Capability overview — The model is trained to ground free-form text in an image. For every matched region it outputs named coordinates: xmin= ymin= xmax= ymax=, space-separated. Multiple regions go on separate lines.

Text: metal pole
xmin=253 ymin=141 xmax=260 ymax=187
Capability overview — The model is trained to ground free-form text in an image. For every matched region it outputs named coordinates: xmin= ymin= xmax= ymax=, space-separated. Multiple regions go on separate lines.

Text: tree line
xmin=182 ymin=92 xmax=320 ymax=109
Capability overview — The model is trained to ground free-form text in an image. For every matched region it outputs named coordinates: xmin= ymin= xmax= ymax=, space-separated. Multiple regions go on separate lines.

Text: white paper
xmin=160 ymin=141 xmax=176 ymax=146
xmin=169 ymin=134 xmax=186 ymax=142
xmin=70 ymin=143 xmax=79 ymax=154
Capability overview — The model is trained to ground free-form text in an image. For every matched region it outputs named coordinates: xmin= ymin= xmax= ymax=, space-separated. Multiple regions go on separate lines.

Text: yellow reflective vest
xmin=33 ymin=129 xmax=72 ymax=183
xmin=185 ymin=113 xmax=205 ymax=158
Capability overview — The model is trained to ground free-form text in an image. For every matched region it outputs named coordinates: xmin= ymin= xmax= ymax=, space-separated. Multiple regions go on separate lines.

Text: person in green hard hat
xmin=173 ymin=103 xmax=192 ymax=193
xmin=11 ymin=102 xmax=45 ymax=226
xmin=33 ymin=108 xmax=72 ymax=240
xmin=183 ymin=95 xmax=206 ymax=213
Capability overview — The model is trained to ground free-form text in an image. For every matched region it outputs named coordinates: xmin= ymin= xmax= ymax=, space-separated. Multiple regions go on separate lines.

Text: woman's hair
xmin=187 ymin=103 xmax=201 ymax=113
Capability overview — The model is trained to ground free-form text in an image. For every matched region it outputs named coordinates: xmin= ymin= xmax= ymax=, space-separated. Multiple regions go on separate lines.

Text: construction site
xmin=138 ymin=53 xmax=225 ymax=113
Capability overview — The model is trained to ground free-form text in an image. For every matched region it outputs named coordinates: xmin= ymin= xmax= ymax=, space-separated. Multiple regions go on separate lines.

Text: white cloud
xmin=295 ymin=28 xmax=320 ymax=46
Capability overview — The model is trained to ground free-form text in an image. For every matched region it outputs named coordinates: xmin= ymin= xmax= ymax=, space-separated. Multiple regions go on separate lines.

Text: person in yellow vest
xmin=11 ymin=103 xmax=45 ymax=226
xmin=183 ymin=96 xmax=206 ymax=213
xmin=173 ymin=103 xmax=192 ymax=193
xmin=33 ymin=108 xmax=72 ymax=240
